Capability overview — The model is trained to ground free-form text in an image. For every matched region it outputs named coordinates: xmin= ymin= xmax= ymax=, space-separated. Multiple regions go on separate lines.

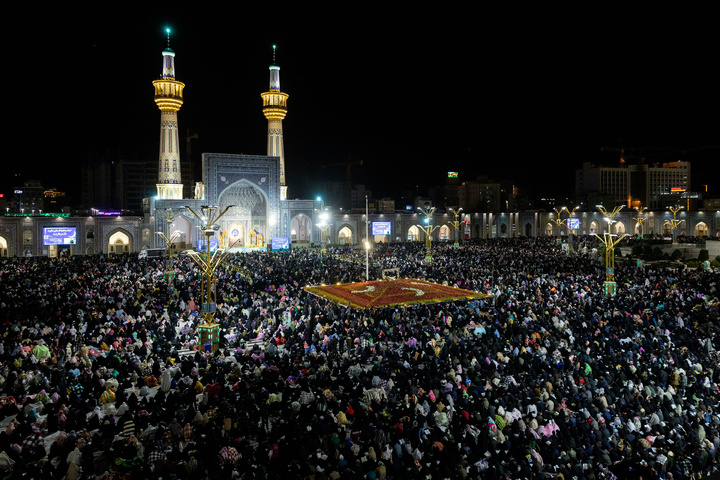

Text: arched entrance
xmin=0 ymin=236 xmax=7 ymax=257
xmin=614 ymin=221 xmax=626 ymax=235
xmin=291 ymin=214 xmax=312 ymax=243
xmin=439 ymin=225 xmax=451 ymax=241
xmin=695 ymin=222 xmax=708 ymax=238
xmin=500 ymin=223 xmax=508 ymax=237
xmin=169 ymin=215 xmax=192 ymax=251
xmin=545 ymin=222 xmax=554 ymax=236
xmin=218 ymin=180 xmax=269 ymax=247
xmin=589 ymin=221 xmax=598 ymax=235
xmin=108 ymin=231 xmax=130 ymax=254
xmin=407 ymin=225 xmax=420 ymax=241
xmin=663 ymin=221 xmax=672 ymax=237
xmin=338 ymin=226 xmax=352 ymax=245
xmin=525 ymin=223 xmax=532 ymax=237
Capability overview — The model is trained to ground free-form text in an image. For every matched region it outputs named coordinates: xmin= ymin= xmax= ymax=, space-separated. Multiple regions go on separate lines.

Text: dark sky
xmin=7 ymin=4 xmax=720 ymax=204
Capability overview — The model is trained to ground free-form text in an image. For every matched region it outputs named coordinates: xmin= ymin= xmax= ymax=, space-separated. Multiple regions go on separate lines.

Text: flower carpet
xmin=304 ymin=278 xmax=489 ymax=309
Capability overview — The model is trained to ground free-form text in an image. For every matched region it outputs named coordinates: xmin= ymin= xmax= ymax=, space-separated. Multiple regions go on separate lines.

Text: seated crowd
xmin=0 ymin=237 xmax=718 ymax=480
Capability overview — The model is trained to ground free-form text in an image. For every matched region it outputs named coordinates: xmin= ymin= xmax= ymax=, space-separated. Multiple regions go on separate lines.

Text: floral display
xmin=304 ymin=278 xmax=489 ymax=308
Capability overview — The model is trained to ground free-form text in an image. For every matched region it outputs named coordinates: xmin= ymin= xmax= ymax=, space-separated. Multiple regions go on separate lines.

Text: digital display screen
xmin=372 ymin=221 xmax=392 ymax=235
xmin=43 ymin=226 xmax=77 ymax=245
xmin=271 ymin=237 xmax=290 ymax=251
xmin=567 ymin=218 xmax=580 ymax=229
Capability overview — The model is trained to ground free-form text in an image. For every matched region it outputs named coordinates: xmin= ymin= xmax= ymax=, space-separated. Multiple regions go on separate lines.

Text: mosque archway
xmin=589 ymin=221 xmax=598 ymax=235
xmin=218 ymin=180 xmax=269 ymax=247
xmin=170 ymin=215 xmax=192 ymax=251
xmin=525 ymin=223 xmax=532 ymax=237
xmin=439 ymin=225 xmax=451 ymax=241
xmin=545 ymin=222 xmax=554 ymax=236
xmin=614 ymin=221 xmax=626 ymax=235
xmin=407 ymin=225 xmax=420 ymax=242
xmin=291 ymin=214 xmax=312 ymax=243
xmin=663 ymin=221 xmax=672 ymax=237
xmin=0 ymin=236 xmax=7 ymax=257
xmin=338 ymin=226 xmax=353 ymax=245
xmin=108 ymin=231 xmax=130 ymax=255
xmin=695 ymin=221 xmax=708 ymax=238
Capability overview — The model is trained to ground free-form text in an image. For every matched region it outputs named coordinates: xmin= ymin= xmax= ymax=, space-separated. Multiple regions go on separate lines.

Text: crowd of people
xmin=0 ymin=237 xmax=718 ymax=480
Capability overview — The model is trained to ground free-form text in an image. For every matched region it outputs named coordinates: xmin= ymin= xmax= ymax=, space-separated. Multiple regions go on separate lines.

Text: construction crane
xmin=317 ymin=155 xmax=363 ymax=209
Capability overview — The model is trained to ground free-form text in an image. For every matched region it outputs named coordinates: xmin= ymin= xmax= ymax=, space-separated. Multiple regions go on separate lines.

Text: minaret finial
xmin=272 ymin=44 xmax=277 ymax=65
xmin=166 ymin=27 xmax=171 ymax=48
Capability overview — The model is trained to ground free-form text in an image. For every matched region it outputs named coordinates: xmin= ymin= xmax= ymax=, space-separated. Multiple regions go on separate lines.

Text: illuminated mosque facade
xmin=0 ymin=38 xmax=718 ymax=258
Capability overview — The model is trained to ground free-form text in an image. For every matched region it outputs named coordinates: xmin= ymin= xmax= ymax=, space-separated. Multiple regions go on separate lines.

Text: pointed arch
xmin=439 ymin=225 xmax=451 ymax=241
xmin=695 ymin=221 xmax=708 ymax=238
xmin=407 ymin=225 xmax=420 ymax=242
xmin=104 ymin=227 xmax=135 ymax=254
xmin=338 ymin=225 xmax=354 ymax=245
xmin=291 ymin=213 xmax=312 ymax=243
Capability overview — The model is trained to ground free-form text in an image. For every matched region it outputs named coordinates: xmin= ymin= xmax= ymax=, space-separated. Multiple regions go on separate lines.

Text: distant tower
xmin=153 ymin=29 xmax=185 ymax=199
xmin=261 ymin=45 xmax=289 ymax=200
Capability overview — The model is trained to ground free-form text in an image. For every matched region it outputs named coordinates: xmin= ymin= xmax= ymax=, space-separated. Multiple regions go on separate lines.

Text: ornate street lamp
xmin=549 ymin=207 xmax=568 ymax=242
xmin=316 ymin=212 xmax=331 ymax=255
xmin=417 ymin=206 xmax=438 ymax=264
xmin=183 ymin=205 xmax=235 ymax=351
xmin=668 ymin=206 xmax=684 ymax=244
xmin=595 ymin=205 xmax=627 ymax=296
xmin=634 ymin=206 xmax=647 ymax=239
xmin=449 ymin=207 xmax=463 ymax=248
xmin=156 ymin=207 xmax=185 ymax=282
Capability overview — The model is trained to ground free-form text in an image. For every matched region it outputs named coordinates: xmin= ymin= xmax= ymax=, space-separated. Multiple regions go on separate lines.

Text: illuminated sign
xmin=372 ymin=221 xmax=392 ymax=235
xmin=671 ymin=187 xmax=685 ymax=192
xmin=14 ymin=190 xmax=22 ymax=194
xmin=43 ymin=226 xmax=76 ymax=245
xmin=271 ymin=237 xmax=290 ymax=251
xmin=447 ymin=172 xmax=458 ymax=178
xmin=567 ymin=218 xmax=580 ymax=229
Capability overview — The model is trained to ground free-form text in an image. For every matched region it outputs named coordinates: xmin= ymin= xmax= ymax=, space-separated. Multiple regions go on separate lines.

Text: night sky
xmin=8 ymin=5 xmax=720 ymax=205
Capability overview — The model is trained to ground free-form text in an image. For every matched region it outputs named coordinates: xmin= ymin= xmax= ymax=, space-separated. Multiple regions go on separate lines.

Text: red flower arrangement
xmin=304 ymin=278 xmax=489 ymax=309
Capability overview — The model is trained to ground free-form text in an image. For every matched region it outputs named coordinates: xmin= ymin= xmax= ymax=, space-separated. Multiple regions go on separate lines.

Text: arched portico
xmin=291 ymin=214 xmax=312 ymax=243
xmin=218 ymin=179 xmax=270 ymax=247
xmin=338 ymin=225 xmax=353 ymax=245
xmin=108 ymin=230 xmax=130 ymax=254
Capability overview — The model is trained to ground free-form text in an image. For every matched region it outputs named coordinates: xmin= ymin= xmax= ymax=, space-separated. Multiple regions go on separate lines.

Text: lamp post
xmin=449 ymin=207 xmax=463 ymax=248
xmin=595 ymin=205 xmax=627 ymax=296
xmin=634 ymin=206 xmax=647 ymax=239
xmin=156 ymin=207 xmax=185 ymax=282
xmin=316 ymin=212 xmax=331 ymax=256
xmin=183 ymin=205 xmax=235 ymax=351
xmin=549 ymin=207 xmax=568 ymax=242
xmin=417 ymin=206 xmax=438 ymax=264
xmin=668 ymin=206 xmax=684 ymax=244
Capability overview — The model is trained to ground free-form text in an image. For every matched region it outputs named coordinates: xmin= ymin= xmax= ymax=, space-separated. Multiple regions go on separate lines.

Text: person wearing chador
xmin=0 ymin=237 xmax=718 ymax=478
